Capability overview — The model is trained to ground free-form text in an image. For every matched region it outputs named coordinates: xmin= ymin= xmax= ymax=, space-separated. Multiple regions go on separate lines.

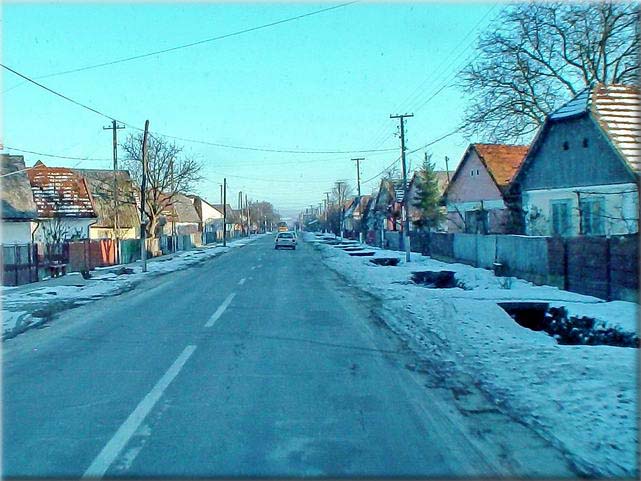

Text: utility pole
xmin=220 ymin=184 xmax=223 ymax=204
xmin=245 ymin=194 xmax=250 ymax=237
xmin=445 ymin=155 xmax=451 ymax=183
xmin=336 ymin=180 xmax=346 ymax=239
xmin=103 ymin=120 xmax=125 ymax=264
xmin=352 ymin=157 xmax=364 ymax=243
xmin=140 ymin=120 xmax=150 ymax=272
xmin=223 ymin=178 xmax=227 ymax=247
xmin=390 ymin=113 xmax=414 ymax=262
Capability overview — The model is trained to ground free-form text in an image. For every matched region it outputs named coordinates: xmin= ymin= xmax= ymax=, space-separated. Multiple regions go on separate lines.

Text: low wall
xmin=385 ymin=230 xmax=638 ymax=301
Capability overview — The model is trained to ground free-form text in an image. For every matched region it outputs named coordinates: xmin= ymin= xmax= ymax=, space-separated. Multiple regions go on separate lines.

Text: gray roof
xmin=172 ymin=193 xmax=200 ymax=224
xmin=1 ymin=155 xmax=38 ymax=220
xmin=72 ymin=168 xmax=140 ymax=228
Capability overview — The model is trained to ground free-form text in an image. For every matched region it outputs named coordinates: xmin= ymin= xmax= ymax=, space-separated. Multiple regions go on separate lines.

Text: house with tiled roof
xmin=442 ymin=144 xmax=529 ymax=234
xmin=1 ymin=154 xmax=39 ymax=243
xmin=510 ymin=83 xmax=640 ymax=237
xmin=26 ymin=161 xmax=97 ymax=242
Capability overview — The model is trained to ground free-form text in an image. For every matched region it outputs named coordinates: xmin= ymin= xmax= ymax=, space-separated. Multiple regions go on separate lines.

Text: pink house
xmin=442 ymin=144 xmax=529 ymax=234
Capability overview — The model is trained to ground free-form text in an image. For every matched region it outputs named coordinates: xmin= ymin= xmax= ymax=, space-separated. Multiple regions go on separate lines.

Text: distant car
xmin=275 ymin=231 xmax=296 ymax=250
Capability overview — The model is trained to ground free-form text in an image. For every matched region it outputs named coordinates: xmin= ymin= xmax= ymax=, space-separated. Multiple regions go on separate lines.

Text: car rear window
xmin=278 ymin=233 xmax=293 ymax=238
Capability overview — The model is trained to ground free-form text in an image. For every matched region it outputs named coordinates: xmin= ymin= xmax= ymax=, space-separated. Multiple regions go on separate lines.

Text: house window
xmin=550 ymin=200 xmax=571 ymax=236
xmin=562 ymin=141 xmax=569 ymax=150
xmin=582 ymin=138 xmax=589 ymax=148
xmin=470 ymin=170 xmax=474 ymax=176
xmin=476 ymin=169 xmax=480 ymax=175
xmin=580 ymin=196 xmax=605 ymax=235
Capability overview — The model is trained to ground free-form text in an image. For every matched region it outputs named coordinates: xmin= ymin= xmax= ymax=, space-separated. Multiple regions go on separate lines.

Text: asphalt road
xmin=2 ymin=234 xmax=575 ymax=477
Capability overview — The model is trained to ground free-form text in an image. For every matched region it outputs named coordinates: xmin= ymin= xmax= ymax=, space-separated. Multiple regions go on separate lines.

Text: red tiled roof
xmin=474 ymin=144 xmax=529 ymax=188
xmin=26 ymin=162 xmax=96 ymax=218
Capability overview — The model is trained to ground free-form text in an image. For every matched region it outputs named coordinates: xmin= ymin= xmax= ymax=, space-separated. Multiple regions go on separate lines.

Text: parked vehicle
xmin=275 ymin=232 xmax=296 ymax=250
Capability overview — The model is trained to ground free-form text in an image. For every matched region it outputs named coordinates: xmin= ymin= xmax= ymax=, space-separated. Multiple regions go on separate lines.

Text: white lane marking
xmin=250 ymin=266 xmax=256 ymax=271
xmin=238 ymin=278 xmax=246 ymax=286
xmin=204 ymin=293 xmax=236 ymax=328
xmin=82 ymin=345 xmax=197 ymax=479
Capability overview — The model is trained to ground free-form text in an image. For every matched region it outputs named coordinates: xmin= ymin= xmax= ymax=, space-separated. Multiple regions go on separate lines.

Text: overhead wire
xmin=3 ymin=1 xmax=358 ymax=91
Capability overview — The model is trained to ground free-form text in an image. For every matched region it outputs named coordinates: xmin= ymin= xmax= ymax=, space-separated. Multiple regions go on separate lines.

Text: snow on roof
xmin=474 ymin=143 xmax=529 ymax=188
xmin=549 ymin=84 xmax=641 ymax=172
xmin=26 ymin=161 xmax=96 ymax=218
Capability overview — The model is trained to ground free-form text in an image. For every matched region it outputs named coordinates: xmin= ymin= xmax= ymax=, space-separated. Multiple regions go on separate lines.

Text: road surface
xmin=2 ymin=235 xmax=576 ymax=477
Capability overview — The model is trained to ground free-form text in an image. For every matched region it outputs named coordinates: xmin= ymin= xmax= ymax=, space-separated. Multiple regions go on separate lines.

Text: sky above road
xmin=2 ymin=2 xmax=499 ymax=217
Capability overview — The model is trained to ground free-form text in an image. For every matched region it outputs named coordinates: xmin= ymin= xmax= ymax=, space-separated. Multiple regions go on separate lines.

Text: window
xmin=470 ymin=170 xmax=474 ymax=176
xmin=562 ymin=141 xmax=569 ymax=150
xmin=465 ymin=209 xmax=488 ymax=234
xmin=550 ymin=200 xmax=571 ymax=236
xmin=580 ymin=196 xmax=605 ymax=235
xmin=476 ymin=169 xmax=480 ymax=175
xmin=582 ymin=138 xmax=589 ymax=148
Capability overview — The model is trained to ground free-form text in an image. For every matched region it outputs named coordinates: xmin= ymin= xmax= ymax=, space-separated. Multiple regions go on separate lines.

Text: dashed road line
xmin=82 ymin=345 xmax=197 ymax=479
xmin=238 ymin=278 xmax=246 ymax=286
xmin=204 ymin=293 xmax=236 ymax=328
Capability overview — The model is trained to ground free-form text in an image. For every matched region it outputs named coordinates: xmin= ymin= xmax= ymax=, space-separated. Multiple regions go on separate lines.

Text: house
xmin=343 ymin=195 xmax=372 ymax=239
xmin=406 ymin=169 xmax=450 ymax=232
xmin=190 ymin=195 xmax=224 ymax=243
xmin=1 ymin=155 xmax=40 ymax=244
xmin=212 ymin=204 xmax=241 ymax=235
xmin=442 ymin=144 xmax=529 ymax=234
xmin=163 ymin=193 xmax=201 ymax=237
xmin=374 ymin=178 xmax=405 ymax=231
xmin=26 ymin=161 xmax=97 ymax=242
xmin=510 ymin=83 xmax=640 ymax=237
xmin=71 ymin=168 xmax=140 ymax=240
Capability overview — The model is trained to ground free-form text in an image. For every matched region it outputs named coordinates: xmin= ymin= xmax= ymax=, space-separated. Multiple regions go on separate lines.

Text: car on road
xmin=275 ymin=231 xmax=296 ymax=250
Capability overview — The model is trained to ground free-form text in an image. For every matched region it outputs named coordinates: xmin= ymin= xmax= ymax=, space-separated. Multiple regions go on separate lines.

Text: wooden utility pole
xmin=351 ymin=157 xmax=364 ymax=198
xmin=223 ymin=178 xmax=227 ymax=246
xmin=390 ymin=113 xmax=414 ymax=262
xmin=103 ymin=120 xmax=125 ymax=264
xmin=352 ymin=158 xmax=365 ymax=243
xmin=245 ymin=194 xmax=250 ymax=236
xmin=336 ymin=180 xmax=346 ymax=239
xmin=444 ymin=155 xmax=451 ymax=183
xmin=140 ymin=120 xmax=150 ymax=272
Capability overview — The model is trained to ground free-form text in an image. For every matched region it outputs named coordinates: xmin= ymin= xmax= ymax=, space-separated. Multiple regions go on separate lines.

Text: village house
xmin=71 ymin=168 xmax=140 ymax=240
xmin=163 ymin=193 xmax=201 ymax=238
xmin=441 ymin=144 xmax=529 ymax=234
xmin=26 ymin=161 xmax=97 ymax=242
xmin=509 ymin=83 xmax=640 ymax=237
xmin=1 ymin=155 xmax=39 ymax=244
xmin=343 ymin=195 xmax=372 ymax=239
xmin=212 ymin=203 xmax=241 ymax=237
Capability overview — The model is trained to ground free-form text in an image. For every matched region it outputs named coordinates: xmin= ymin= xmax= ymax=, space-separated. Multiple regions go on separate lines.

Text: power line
xmin=21 ymin=2 xmax=358 ymax=82
xmin=1 ymin=146 xmax=111 ymax=162
xmin=2 ymin=63 xmax=397 ymax=155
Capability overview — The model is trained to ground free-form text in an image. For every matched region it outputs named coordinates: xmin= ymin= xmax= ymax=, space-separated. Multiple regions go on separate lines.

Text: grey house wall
xmin=518 ymin=115 xmax=635 ymax=191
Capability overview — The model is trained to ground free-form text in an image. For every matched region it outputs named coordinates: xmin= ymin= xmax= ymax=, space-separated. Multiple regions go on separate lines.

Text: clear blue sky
xmin=2 ymin=2 xmax=498 ymax=217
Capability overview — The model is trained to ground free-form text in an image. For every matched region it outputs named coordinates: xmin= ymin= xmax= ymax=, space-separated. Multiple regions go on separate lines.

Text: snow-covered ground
xmin=306 ymin=232 xmax=638 ymax=477
xmin=1 ymin=236 xmax=262 ymax=339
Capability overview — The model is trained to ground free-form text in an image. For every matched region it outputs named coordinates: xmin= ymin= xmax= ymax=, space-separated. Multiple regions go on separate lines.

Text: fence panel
xmin=1 ymin=244 xmax=39 ymax=286
xmin=566 ymin=236 xmax=609 ymax=299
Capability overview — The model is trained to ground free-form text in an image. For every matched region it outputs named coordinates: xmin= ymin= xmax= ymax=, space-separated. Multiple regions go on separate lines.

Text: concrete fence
xmin=396 ymin=231 xmax=638 ymax=302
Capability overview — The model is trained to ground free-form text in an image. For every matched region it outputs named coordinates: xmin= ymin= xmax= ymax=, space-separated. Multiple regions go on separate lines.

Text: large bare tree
xmin=460 ymin=1 xmax=639 ymax=142
xmin=121 ymin=133 xmax=203 ymax=237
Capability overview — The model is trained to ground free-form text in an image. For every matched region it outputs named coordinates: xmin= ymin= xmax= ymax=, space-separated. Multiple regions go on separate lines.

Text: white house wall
xmin=1 ymin=221 xmax=38 ymax=244
xmin=32 ymin=218 xmax=95 ymax=243
xmin=522 ymin=183 xmax=639 ymax=236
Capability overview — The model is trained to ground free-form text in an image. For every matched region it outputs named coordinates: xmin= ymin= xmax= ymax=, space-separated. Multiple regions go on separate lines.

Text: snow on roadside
xmin=306 ymin=232 xmax=638 ymax=477
xmin=2 ymin=235 xmax=264 ymax=339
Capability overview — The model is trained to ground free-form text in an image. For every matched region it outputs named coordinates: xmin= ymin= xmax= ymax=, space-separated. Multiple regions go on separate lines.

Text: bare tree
xmin=460 ymin=1 xmax=639 ymax=142
xmin=121 ymin=134 xmax=202 ymax=237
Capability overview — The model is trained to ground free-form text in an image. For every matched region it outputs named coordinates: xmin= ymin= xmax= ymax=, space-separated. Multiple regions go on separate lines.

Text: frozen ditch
xmin=498 ymin=302 xmax=639 ymax=348
xmin=411 ymin=270 xmax=458 ymax=288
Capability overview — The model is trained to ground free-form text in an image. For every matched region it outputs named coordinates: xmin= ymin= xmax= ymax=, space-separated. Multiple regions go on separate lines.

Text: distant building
xmin=26 ymin=161 xmax=97 ymax=242
xmin=442 ymin=144 xmax=529 ymax=234
xmin=510 ymin=84 xmax=640 ymax=237
xmin=1 ymin=155 xmax=39 ymax=243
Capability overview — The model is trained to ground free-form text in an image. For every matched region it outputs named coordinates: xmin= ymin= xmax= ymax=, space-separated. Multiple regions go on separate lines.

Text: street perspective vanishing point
xmin=1 ymin=1 xmax=639 ymax=478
